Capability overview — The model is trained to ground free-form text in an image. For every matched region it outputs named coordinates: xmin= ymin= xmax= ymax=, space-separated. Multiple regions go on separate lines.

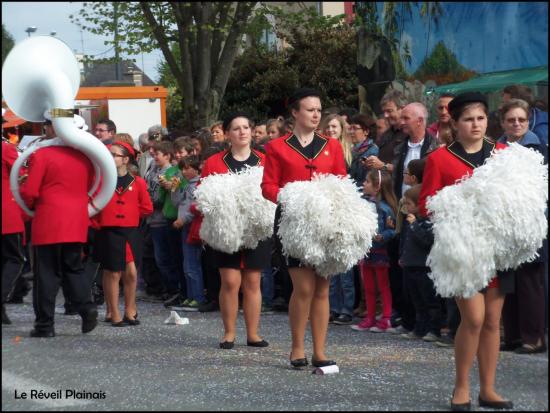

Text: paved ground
xmin=2 ymin=296 xmax=548 ymax=411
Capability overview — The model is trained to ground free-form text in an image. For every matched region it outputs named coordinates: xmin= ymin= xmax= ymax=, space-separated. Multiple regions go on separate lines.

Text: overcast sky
xmin=2 ymin=2 xmax=163 ymax=81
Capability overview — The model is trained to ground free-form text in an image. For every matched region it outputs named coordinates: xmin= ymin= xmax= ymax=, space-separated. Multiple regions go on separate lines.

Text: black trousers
xmin=403 ymin=266 xmax=444 ymax=336
xmin=2 ymin=233 xmax=26 ymax=302
xmin=202 ymin=246 xmax=221 ymax=302
xmin=140 ymin=222 xmax=165 ymax=295
xmin=445 ymin=298 xmax=461 ymax=337
xmin=502 ymin=261 xmax=546 ymax=346
xmin=32 ymin=243 xmax=96 ymax=331
xmin=387 ymin=238 xmax=415 ymax=330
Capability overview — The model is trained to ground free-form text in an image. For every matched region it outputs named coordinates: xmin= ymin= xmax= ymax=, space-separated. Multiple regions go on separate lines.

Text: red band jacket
xmin=2 ymin=141 xmax=25 ymax=235
xmin=418 ymin=139 xmax=507 ymax=217
xmin=261 ymin=132 xmax=348 ymax=203
xmin=201 ymin=149 xmax=265 ymax=177
xmin=189 ymin=149 xmax=265 ymax=243
xmin=20 ymin=146 xmax=95 ymax=245
xmin=92 ymin=174 xmax=153 ymax=228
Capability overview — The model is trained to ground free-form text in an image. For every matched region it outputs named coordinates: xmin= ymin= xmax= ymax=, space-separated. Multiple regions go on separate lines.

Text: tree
xmin=2 ymin=24 xmax=15 ymax=68
xmin=414 ymin=41 xmax=476 ymax=85
xmin=71 ymin=2 xmax=258 ymax=130
xmin=218 ymin=5 xmax=358 ymax=121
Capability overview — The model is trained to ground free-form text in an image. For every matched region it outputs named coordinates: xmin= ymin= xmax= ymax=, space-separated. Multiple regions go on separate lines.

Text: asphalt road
xmin=2 ymin=296 xmax=548 ymax=411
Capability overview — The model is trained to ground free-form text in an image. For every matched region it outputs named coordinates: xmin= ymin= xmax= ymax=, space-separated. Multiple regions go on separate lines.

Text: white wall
xmin=322 ymin=2 xmax=345 ymax=16
xmin=108 ymin=98 xmax=162 ymax=146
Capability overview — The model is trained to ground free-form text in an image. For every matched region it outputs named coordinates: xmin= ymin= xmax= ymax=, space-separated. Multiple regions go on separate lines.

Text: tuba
xmin=2 ymin=36 xmax=116 ymax=217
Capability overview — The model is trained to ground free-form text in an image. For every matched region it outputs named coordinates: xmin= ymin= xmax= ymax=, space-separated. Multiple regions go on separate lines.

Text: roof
xmin=430 ymin=66 xmax=548 ymax=95
xmin=81 ymin=59 xmax=156 ymax=87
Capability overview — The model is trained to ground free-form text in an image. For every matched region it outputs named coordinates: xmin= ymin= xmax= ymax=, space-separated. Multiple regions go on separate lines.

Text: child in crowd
xmin=171 ymin=156 xmax=205 ymax=311
xmin=351 ymin=169 xmax=397 ymax=333
xmin=399 ymin=184 xmax=443 ymax=341
xmin=145 ymin=141 xmax=184 ymax=304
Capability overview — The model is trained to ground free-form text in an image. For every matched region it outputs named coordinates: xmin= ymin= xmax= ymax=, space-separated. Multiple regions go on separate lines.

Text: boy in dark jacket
xmin=399 ymin=184 xmax=443 ymax=341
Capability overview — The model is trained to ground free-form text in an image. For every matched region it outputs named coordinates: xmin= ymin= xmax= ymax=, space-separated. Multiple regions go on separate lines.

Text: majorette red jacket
xmin=20 ymin=146 xmax=95 ymax=245
xmin=261 ymin=132 xmax=348 ymax=204
xmin=418 ymin=139 xmax=507 ymax=217
xmin=201 ymin=149 xmax=265 ymax=177
xmin=2 ymin=141 xmax=25 ymax=235
xmin=188 ymin=149 xmax=265 ymax=244
xmin=91 ymin=174 xmax=153 ymax=228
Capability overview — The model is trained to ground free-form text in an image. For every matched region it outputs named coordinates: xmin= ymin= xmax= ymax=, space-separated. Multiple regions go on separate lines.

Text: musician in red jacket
xmin=2 ymin=139 xmax=26 ymax=325
xmin=19 ymin=132 xmax=98 ymax=338
xmin=418 ymin=93 xmax=513 ymax=410
xmin=261 ymin=88 xmax=347 ymax=369
xmin=92 ymin=141 xmax=153 ymax=327
xmin=201 ymin=112 xmax=270 ymax=350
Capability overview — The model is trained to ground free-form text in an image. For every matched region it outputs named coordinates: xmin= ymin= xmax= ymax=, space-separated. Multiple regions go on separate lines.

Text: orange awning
xmin=2 ymin=108 xmax=26 ymax=128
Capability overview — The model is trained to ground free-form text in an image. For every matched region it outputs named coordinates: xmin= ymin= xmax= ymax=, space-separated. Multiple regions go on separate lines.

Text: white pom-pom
xmin=195 ymin=166 xmax=276 ymax=253
xmin=278 ymin=174 xmax=378 ymax=278
xmin=427 ymin=143 xmax=548 ymax=298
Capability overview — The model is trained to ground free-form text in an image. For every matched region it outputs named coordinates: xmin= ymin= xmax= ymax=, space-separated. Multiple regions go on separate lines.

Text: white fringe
xmin=195 ymin=166 xmax=276 ymax=254
xmin=427 ymin=143 xmax=548 ymax=298
xmin=277 ymin=174 xmax=378 ymax=278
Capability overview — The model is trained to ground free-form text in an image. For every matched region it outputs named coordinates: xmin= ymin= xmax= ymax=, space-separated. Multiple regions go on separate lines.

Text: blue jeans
xmin=181 ymin=224 xmax=205 ymax=303
xmin=150 ymin=224 xmax=181 ymax=294
xmin=329 ymin=269 xmax=355 ymax=316
xmin=261 ymin=267 xmax=274 ymax=307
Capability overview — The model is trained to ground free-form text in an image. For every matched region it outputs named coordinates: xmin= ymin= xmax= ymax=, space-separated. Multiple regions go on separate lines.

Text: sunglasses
xmin=505 ymin=117 xmax=528 ymax=124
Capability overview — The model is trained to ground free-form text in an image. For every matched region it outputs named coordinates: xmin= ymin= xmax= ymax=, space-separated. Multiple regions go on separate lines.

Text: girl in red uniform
xmin=418 ymin=93 xmax=512 ymax=411
xmin=201 ymin=113 xmax=270 ymax=349
xmin=93 ymin=141 xmax=153 ymax=327
xmin=261 ymin=88 xmax=347 ymax=369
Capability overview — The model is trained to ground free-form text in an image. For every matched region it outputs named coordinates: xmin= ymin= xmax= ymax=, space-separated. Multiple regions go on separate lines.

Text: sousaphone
xmin=2 ymin=35 xmax=116 ymax=216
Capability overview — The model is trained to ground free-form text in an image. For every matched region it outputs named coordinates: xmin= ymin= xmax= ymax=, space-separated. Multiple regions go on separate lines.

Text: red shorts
xmin=125 ymin=242 xmax=134 ymax=264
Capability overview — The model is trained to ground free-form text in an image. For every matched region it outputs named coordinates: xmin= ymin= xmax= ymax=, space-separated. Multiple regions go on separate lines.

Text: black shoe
xmin=478 ymin=396 xmax=513 ymax=409
xmin=80 ymin=309 xmax=98 ymax=333
xmin=199 ymin=300 xmax=219 ymax=313
xmin=451 ymin=390 xmax=471 ymax=411
xmin=2 ymin=305 xmax=11 ymax=325
xmin=514 ymin=343 xmax=547 ymax=354
xmin=311 ymin=358 xmax=337 ymax=368
xmin=123 ymin=315 xmax=140 ymax=326
xmin=219 ymin=340 xmax=234 ymax=349
xmin=290 ymin=353 xmax=308 ymax=369
xmin=329 ymin=312 xmax=338 ymax=323
xmin=247 ymin=339 xmax=269 ymax=347
xmin=333 ymin=314 xmax=353 ymax=325
xmin=30 ymin=328 xmax=55 ymax=338
xmin=103 ymin=317 xmax=112 ymax=323
xmin=111 ymin=320 xmax=129 ymax=327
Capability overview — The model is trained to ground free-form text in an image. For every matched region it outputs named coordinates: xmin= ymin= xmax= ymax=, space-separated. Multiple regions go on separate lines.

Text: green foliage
xmin=414 ymin=40 xmax=477 ymax=84
xmin=2 ymin=24 xmax=15 ymax=68
xmin=219 ymin=6 xmax=358 ymax=121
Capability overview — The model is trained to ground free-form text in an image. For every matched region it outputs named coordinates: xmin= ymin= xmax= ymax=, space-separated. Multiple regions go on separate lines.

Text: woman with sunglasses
xmin=498 ymin=98 xmax=548 ymax=356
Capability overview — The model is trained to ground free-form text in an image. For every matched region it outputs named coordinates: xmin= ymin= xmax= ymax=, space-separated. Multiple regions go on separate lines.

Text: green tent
xmin=428 ymin=66 xmax=548 ymax=95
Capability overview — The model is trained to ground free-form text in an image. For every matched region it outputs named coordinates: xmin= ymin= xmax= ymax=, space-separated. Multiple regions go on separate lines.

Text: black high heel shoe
xmin=478 ymin=395 xmax=513 ymax=409
xmin=123 ymin=313 xmax=140 ymax=326
xmin=311 ymin=358 xmax=337 ymax=368
xmin=111 ymin=319 xmax=128 ymax=327
xmin=219 ymin=340 xmax=235 ymax=349
xmin=451 ymin=389 xmax=471 ymax=411
xmin=290 ymin=352 xmax=308 ymax=369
